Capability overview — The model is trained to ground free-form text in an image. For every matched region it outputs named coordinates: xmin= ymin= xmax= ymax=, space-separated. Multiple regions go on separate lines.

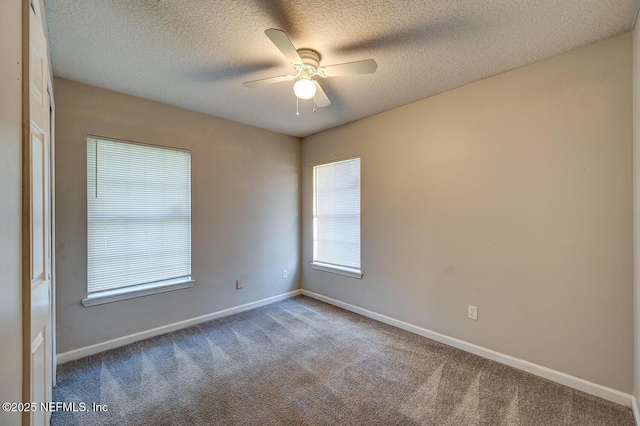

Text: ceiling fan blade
xmin=313 ymin=81 xmax=331 ymax=107
xmin=265 ymin=28 xmax=303 ymax=65
xmin=319 ymin=59 xmax=377 ymax=77
xmin=243 ymin=74 xmax=294 ymax=88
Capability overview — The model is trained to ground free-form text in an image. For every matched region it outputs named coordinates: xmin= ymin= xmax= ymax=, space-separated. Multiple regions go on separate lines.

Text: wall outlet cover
xmin=468 ymin=305 xmax=478 ymax=320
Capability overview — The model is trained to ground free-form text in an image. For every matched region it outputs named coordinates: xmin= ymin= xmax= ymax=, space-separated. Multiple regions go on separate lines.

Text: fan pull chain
xmin=313 ymin=97 xmax=317 ymax=113
xmin=296 ymin=97 xmax=299 ymax=116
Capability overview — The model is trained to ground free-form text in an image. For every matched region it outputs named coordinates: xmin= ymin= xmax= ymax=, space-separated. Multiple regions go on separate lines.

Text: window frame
xmin=82 ymin=135 xmax=194 ymax=307
xmin=311 ymin=156 xmax=363 ymax=279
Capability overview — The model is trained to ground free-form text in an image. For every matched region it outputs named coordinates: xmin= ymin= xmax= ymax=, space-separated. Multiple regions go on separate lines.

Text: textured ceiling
xmin=46 ymin=0 xmax=640 ymax=138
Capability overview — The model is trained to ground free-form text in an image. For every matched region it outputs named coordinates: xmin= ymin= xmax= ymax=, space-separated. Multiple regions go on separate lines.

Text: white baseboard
xmin=632 ymin=395 xmax=639 ymax=426
xmin=301 ymin=289 xmax=634 ymax=408
xmin=57 ymin=289 xmax=302 ymax=364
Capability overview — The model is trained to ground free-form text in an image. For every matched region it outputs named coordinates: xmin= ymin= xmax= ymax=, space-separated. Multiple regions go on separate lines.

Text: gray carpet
xmin=52 ymin=296 xmax=634 ymax=425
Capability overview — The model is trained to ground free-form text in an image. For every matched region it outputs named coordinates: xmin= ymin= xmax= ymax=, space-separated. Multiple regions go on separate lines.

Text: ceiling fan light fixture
xmin=293 ymin=78 xmax=316 ymax=99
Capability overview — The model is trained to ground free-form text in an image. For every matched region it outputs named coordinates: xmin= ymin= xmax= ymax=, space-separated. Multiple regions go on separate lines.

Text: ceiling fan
xmin=243 ymin=29 xmax=377 ymax=114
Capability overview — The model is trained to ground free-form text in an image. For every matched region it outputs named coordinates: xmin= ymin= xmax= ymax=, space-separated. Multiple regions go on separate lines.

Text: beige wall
xmin=0 ymin=1 xmax=23 ymax=424
xmin=54 ymin=78 xmax=300 ymax=353
xmin=302 ymin=34 xmax=633 ymax=392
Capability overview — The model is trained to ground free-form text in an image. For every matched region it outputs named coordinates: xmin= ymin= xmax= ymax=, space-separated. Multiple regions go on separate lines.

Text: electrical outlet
xmin=283 ymin=270 xmax=288 ymax=279
xmin=468 ymin=305 xmax=478 ymax=320
xmin=236 ymin=279 xmax=243 ymax=289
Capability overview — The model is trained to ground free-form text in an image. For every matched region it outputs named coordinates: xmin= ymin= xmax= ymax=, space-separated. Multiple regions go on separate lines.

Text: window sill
xmin=81 ymin=278 xmax=195 ymax=307
xmin=311 ymin=262 xmax=363 ymax=279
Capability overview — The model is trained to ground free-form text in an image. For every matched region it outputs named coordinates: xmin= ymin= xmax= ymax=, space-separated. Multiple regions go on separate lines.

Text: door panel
xmin=29 ymin=41 xmax=44 ymax=109
xmin=31 ymin=131 xmax=45 ymax=282
xmin=31 ymin=329 xmax=46 ymax=426
xmin=28 ymin=2 xmax=52 ymax=424
xmin=29 ymin=124 xmax=51 ymax=422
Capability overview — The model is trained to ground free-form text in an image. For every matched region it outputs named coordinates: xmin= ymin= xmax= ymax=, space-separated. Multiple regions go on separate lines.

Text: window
xmin=82 ymin=137 xmax=193 ymax=306
xmin=312 ymin=157 xmax=362 ymax=279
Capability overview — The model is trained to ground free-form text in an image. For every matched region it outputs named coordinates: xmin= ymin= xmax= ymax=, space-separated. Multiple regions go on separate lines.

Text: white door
xmin=28 ymin=1 xmax=53 ymax=424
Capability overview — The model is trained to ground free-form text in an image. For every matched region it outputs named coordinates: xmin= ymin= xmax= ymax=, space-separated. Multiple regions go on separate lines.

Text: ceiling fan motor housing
xmin=297 ymin=49 xmax=320 ymax=73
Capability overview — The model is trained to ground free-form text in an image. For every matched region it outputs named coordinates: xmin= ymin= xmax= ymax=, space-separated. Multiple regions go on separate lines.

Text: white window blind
xmin=87 ymin=137 xmax=192 ymax=295
xmin=312 ymin=157 xmax=361 ymax=276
